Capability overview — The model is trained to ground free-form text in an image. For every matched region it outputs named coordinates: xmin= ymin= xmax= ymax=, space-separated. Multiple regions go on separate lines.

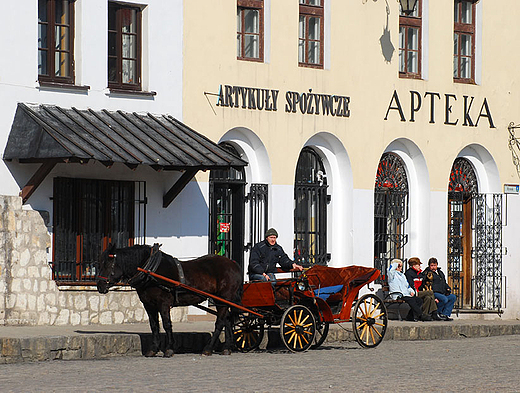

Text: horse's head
xmin=96 ymin=243 xmax=122 ymax=294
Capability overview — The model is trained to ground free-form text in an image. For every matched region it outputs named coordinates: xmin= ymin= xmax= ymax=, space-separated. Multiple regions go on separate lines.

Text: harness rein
xmin=100 ymin=244 xmax=187 ymax=300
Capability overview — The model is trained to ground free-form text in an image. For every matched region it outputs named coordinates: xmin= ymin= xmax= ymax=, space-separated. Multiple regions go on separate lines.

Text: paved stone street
xmin=0 ymin=334 xmax=519 ymax=392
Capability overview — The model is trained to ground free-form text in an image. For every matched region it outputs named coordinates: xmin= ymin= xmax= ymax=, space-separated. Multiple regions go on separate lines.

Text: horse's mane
xmin=116 ymin=245 xmax=152 ymax=279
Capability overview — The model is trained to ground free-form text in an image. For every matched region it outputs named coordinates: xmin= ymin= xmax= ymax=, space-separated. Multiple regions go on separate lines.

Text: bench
xmin=381 ymin=283 xmax=408 ymax=321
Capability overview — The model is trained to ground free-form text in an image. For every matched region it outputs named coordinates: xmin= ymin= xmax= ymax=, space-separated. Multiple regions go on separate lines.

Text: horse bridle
xmin=97 ymin=253 xmax=117 ymax=284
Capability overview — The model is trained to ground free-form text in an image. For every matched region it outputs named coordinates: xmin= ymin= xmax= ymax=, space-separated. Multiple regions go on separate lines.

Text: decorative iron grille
xmin=294 ymin=147 xmax=329 ymax=267
xmin=374 ymin=152 xmax=409 ymax=283
xmin=447 ymin=157 xmax=478 ymax=308
xmin=472 ymin=193 xmax=503 ymax=311
xmin=447 ymin=191 xmax=464 ymax=308
xmin=246 ymin=183 xmax=269 ymax=251
xmin=52 ymin=178 xmax=146 ymax=284
xmin=209 ymin=143 xmax=246 ymax=270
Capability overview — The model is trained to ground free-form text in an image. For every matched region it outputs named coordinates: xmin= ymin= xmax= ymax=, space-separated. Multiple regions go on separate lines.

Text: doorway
xmin=447 ymin=157 xmax=478 ymax=308
xmin=209 ymin=143 xmax=246 ymax=271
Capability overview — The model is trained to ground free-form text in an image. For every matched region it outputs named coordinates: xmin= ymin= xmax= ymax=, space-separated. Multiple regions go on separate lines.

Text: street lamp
xmin=399 ymin=0 xmax=418 ymax=15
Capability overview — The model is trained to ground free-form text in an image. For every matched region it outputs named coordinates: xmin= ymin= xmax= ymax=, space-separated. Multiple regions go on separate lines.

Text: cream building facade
xmin=1 ymin=0 xmax=519 ymax=326
xmin=182 ymin=0 xmax=520 ymax=319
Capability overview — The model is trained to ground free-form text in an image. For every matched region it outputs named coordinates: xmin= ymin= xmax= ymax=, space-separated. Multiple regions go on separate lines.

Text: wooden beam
xmin=20 ymin=160 xmax=58 ymax=204
xmin=163 ymin=168 xmax=198 ymax=208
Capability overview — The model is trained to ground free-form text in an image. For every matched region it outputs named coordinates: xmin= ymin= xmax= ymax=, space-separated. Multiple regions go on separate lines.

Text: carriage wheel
xmin=233 ymin=314 xmax=265 ymax=352
xmin=352 ymin=294 xmax=388 ymax=348
xmin=280 ymin=305 xmax=316 ymax=352
xmin=311 ymin=321 xmax=330 ymax=349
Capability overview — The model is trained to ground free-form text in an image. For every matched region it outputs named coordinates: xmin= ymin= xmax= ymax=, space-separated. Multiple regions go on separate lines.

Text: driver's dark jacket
xmin=248 ymin=240 xmax=293 ymax=275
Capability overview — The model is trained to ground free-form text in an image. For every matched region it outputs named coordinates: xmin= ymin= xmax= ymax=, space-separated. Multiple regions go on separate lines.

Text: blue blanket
xmin=313 ymin=285 xmax=344 ymax=301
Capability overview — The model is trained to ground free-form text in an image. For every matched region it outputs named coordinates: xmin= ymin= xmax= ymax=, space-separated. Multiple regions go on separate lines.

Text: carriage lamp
xmin=399 ymin=0 xmax=418 ymax=15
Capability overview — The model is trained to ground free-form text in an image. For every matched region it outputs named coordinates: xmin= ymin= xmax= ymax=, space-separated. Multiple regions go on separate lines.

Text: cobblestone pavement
xmin=1 ymin=335 xmax=519 ymax=392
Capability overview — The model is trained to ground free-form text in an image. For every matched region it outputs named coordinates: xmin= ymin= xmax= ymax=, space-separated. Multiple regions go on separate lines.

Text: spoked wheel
xmin=280 ymin=305 xmax=316 ymax=352
xmin=352 ymin=294 xmax=388 ymax=348
xmin=233 ymin=314 xmax=265 ymax=352
xmin=311 ymin=321 xmax=330 ymax=349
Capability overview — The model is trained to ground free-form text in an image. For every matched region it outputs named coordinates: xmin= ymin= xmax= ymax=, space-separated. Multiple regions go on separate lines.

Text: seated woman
xmin=387 ymin=259 xmax=432 ymax=322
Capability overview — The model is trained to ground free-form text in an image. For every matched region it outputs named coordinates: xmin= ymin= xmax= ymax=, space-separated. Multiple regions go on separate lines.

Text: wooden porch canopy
xmin=3 ymin=103 xmax=247 ymax=207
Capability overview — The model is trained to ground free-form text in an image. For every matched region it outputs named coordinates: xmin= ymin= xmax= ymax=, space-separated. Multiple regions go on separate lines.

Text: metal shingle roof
xmin=3 ymin=103 xmax=247 ymax=170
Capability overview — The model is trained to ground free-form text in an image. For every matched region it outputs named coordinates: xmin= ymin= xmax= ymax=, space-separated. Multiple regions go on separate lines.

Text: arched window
xmin=294 ymin=147 xmax=329 ymax=266
xmin=374 ymin=152 xmax=409 ymax=279
xmin=210 ymin=143 xmax=245 ymax=183
xmin=448 ymin=157 xmax=478 ymax=198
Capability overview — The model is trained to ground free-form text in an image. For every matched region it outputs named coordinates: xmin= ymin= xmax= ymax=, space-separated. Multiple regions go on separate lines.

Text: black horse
xmin=96 ymin=244 xmax=243 ymax=357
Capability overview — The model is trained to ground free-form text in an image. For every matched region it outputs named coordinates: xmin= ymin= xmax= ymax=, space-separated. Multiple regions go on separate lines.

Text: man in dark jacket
xmin=422 ymin=257 xmax=456 ymax=320
xmin=248 ymin=228 xmax=303 ymax=282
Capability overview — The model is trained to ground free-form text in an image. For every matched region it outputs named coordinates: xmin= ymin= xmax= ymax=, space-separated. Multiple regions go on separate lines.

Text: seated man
xmin=422 ymin=257 xmax=456 ymax=321
xmin=387 ymin=259 xmax=432 ymax=322
xmin=248 ymin=228 xmax=303 ymax=283
xmin=404 ymin=257 xmax=443 ymax=321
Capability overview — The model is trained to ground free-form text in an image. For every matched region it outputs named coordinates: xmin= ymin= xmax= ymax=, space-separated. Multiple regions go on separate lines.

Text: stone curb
xmin=0 ymin=332 xmax=214 ymax=364
xmin=327 ymin=322 xmax=520 ymax=343
xmin=2 ymin=322 xmax=520 ymax=363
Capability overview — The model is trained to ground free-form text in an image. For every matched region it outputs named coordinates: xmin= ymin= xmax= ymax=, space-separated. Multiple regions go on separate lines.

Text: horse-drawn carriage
xmin=234 ymin=265 xmax=388 ymax=352
xmin=96 ymin=244 xmax=388 ymax=356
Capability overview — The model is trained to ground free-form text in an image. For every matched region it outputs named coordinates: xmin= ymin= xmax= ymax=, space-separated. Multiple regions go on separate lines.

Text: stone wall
xmin=0 ymin=195 xmax=186 ymax=326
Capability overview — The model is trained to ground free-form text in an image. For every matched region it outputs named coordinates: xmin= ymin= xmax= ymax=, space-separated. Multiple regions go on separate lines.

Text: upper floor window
xmin=108 ymin=2 xmax=142 ymax=91
xmin=399 ymin=0 xmax=421 ymax=78
xmin=298 ymin=0 xmax=323 ymax=68
xmin=237 ymin=0 xmax=264 ymax=61
xmin=38 ymin=0 xmax=75 ymax=84
xmin=454 ymin=0 xmax=475 ymax=83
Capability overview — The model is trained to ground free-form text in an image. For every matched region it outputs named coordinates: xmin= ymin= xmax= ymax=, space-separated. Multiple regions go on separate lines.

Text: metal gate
xmin=374 ymin=152 xmax=409 ymax=282
xmin=447 ymin=191 xmax=465 ymax=308
xmin=245 ymin=183 xmax=269 ymax=251
xmin=447 ymin=157 xmax=478 ymax=308
xmin=447 ymin=157 xmax=504 ymax=311
xmin=209 ymin=143 xmax=246 ymax=271
xmin=472 ymin=193 xmax=504 ymax=311
xmin=294 ymin=147 xmax=329 ymax=266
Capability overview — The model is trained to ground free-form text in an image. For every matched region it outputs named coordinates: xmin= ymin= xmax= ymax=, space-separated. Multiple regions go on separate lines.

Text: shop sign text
xmin=384 ymin=90 xmax=495 ymax=128
xmin=216 ymin=84 xmax=350 ymax=117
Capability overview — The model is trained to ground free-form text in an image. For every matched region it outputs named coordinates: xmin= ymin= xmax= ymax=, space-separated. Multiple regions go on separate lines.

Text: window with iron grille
xmin=237 ymin=0 xmax=264 ymax=61
xmin=374 ymin=152 xmax=409 ymax=281
xmin=108 ymin=2 xmax=142 ymax=91
xmin=38 ymin=0 xmax=75 ymax=84
xmin=294 ymin=147 xmax=329 ymax=266
xmin=298 ymin=0 xmax=324 ymax=68
xmin=52 ymin=177 xmax=146 ymax=284
xmin=399 ymin=0 xmax=421 ymax=78
xmin=454 ymin=0 xmax=475 ymax=83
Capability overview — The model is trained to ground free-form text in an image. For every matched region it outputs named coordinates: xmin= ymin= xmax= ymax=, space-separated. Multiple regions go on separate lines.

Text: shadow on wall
xmin=380 ymin=0 xmax=395 ymax=63
xmin=363 ymin=0 xmax=395 ymax=63
xmin=146 ymin=180 xmax=209 ymax=238
xmin=3 ymin=160 xmax=210 ymax=239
